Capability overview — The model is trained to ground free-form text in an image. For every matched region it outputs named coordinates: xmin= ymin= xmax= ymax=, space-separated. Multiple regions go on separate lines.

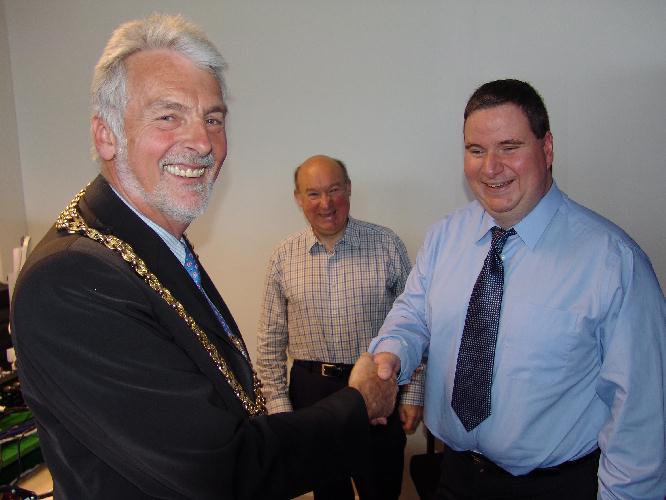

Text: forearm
xmin=256 ymin=273 xmax=293 ymax=413
xmin=255 ymin=331 xmax=292 ymax=413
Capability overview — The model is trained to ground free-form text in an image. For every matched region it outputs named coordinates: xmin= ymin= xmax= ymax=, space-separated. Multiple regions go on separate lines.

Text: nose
xmin=482 ymin=151 xmax=502 ymax=176
xmin=183 ymin=120 xmax=213 ymax=156
xmin=320 ymin=193 xmax=332 ymax=208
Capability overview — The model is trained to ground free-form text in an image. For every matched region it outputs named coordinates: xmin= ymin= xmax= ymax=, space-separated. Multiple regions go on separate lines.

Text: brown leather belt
xmin=461 ymin=448 xmax=601 ymax=476
xmin=293 ymin=359 xmax=354 ymax=378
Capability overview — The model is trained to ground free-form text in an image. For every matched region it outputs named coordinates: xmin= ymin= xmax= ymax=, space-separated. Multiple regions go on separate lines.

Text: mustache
xmin=159 ymin=151 xmax=215 ymax=169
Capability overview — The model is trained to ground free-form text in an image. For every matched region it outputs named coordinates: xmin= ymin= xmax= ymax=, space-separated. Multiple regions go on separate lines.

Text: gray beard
xmin=114 ymin=141 xmax=215 ymax=225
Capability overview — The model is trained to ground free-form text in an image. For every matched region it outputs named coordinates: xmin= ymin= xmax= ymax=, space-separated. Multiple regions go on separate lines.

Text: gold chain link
xmin=55 ymin=187 xmax=267 ymax=416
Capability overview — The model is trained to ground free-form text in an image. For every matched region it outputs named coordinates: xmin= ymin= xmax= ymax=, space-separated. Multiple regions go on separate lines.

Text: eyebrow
xmin=305 ymin=182 xmax=344 ymax=192
xmin=205 ymin=104 xmax=228 ymax=116
xmin=148 ymin=100 xmax=227 ymax=115
xmin=498 ymin=139 xmax=525 ymax=146
xmin=149 ymin=100 xmax=186 ymax=112
xmin=464 ymin=138 xmax=526 ymax=150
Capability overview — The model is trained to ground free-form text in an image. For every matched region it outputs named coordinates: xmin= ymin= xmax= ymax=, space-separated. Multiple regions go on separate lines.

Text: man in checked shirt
xmin=257 ymin=154 xmax=425 ymax=500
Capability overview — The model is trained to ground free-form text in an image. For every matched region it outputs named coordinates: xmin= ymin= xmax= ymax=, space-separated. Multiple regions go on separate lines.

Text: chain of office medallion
xmin=55 ymin=188 xmax=267 ymax=416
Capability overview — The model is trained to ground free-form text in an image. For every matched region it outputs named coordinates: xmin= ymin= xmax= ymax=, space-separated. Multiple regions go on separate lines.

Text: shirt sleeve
xmin=391 ymin=234 xmax=426 ymax=406
xmin=256 ymin=249 xmax=293 ymax=414
xmin=371 ymin=227 xmax=436 ymax=384
xmin=595 ymin=243 xmax=666 ymax=499
xmin=391 ymin=233 xmax=412 ymax=298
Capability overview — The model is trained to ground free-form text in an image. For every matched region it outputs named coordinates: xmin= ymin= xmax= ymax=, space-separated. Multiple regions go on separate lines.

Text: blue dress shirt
xmin=370 ymin=183 xmax=666 ymax=499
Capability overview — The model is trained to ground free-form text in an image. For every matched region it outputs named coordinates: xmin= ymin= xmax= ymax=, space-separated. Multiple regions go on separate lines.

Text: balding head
xmin=293 ymin=155 xmax=352 ymax=251
xmin=294 ymin=155 xmax=350 ymax=193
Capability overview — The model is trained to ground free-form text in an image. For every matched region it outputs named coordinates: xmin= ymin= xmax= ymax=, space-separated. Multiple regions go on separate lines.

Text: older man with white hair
xmin=11 ymin=14 xmax=396 ymax=500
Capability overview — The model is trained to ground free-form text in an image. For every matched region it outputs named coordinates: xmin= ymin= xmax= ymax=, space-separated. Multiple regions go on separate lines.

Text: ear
xmin=294 ymin=189 xmax=304 ymax=210
xmin=92 ymin=115 xmax=118 ymax=161
xmin=543 ymin=131 xmax=554 ymax=170
xmin=345 ymin=181 xmax=352 ymax=198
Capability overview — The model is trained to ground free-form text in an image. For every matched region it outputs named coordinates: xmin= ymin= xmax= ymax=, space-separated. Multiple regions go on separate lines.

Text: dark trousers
xmin=289 ymin=362 xmax=406 ymax=500
xmin=435 ymin=446 xmax=600 ymax=500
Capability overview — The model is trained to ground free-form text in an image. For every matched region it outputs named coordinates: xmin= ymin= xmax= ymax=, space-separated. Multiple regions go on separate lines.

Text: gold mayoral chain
xmin=55 ymin=187 xmax=267 ymax=416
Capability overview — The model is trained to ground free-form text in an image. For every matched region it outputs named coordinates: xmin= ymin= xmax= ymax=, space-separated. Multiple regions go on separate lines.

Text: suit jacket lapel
xmin=185 ymin=244 xmax=256 ymax=394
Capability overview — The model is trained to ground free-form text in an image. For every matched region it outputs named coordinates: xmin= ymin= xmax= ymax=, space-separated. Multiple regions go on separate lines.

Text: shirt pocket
xmin=498 ymin=301 xmax=580 ymax=384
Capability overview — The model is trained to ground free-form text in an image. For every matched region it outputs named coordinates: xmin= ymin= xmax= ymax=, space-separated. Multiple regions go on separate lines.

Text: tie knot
xmin=490 ymin=226 xmax=515 ymax=255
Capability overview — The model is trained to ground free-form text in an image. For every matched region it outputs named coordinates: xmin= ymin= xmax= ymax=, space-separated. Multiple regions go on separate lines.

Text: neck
xmin=315 ymin=230 xmax=345 ymax=253
xmin=104 ymin=174 xmax=189 ymax=238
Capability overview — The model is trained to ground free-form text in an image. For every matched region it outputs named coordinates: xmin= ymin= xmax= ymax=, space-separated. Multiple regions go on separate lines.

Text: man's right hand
xmin=348 ymin=353 xmax=398 ymax=421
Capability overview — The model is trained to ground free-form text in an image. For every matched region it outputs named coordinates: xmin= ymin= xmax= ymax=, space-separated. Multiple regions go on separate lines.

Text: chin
xmin=152 ymin=189 xmax=211 ymax=224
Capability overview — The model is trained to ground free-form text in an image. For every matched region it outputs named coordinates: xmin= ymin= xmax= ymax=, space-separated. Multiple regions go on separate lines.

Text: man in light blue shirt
xmin=369 ymin=79 xmax=665 ymax=499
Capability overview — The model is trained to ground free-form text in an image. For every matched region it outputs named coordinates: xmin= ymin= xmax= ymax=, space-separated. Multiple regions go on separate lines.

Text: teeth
xmin=163 ymin=165 xmax=205 ymax=178
xmin=488 ymin=181 xmax=510 ymax=188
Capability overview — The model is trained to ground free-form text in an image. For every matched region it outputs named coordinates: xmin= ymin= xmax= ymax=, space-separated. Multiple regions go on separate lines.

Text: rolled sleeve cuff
xmin=265 ymin=396 xmax=294 ymax=414
xmin=399 ymin=362 xmax=426 ymax=406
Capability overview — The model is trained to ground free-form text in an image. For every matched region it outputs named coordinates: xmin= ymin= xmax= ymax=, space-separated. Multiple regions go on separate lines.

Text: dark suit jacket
xmin=11 ymin=176 xmax=371 ymax=499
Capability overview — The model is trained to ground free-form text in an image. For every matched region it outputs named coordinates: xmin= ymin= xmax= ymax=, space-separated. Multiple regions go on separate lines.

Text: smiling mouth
xmin=486 ymin=180 xmax=514 ymax=189
xmin=163 ymin=165 xmax=206 ymax=178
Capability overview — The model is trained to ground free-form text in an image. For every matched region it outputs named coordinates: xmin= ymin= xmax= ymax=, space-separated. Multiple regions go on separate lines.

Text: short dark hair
xmin=293 ymin=156 xmax=350 ymax=191
xmin=464 ymin=79 xmax=550 ymax=139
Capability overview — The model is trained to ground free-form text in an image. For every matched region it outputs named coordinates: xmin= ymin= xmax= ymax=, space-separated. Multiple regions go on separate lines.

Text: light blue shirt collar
xmin=513 ymin=181 xmax=563 ymax=250
xmin=109 ymin=186 xmax=187 ymax=264
xmin=476 ymin=181 xmax=563 ymax=251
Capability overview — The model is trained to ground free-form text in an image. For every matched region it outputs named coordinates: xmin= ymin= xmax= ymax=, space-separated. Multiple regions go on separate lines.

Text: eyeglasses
xmin=0 ymin=485 xmax=51 ymax=500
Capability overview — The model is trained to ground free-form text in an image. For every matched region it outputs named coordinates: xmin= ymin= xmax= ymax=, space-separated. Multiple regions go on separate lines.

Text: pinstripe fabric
xmin=257 ymin=217 xmax=424 ymax=413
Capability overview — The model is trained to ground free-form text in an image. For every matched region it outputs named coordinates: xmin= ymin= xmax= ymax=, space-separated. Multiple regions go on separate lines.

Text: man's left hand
xmin=399 ymin=404 xmax=423 ymax=434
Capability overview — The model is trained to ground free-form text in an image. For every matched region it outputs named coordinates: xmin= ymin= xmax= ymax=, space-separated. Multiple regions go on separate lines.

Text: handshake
xmin=348 ymin=352 xmax=401 ymax=422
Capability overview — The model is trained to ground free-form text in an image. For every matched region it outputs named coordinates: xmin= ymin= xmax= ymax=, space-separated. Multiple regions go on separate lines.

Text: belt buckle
xmin=321 ymin=363 xmax=336 ymax=377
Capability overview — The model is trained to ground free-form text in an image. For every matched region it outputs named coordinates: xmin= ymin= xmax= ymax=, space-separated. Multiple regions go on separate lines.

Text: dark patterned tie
xmin=451 ymin=226 xmax=515 ymax=432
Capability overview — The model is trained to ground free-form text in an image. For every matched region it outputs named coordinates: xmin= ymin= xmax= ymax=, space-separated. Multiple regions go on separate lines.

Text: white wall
xmin=6 ymin=0 xmax=665 ymax=344
xmin=3 ymin=1 xmax=665 ymax=495
xmin=0 ymin=0 xmax=26 ymax=279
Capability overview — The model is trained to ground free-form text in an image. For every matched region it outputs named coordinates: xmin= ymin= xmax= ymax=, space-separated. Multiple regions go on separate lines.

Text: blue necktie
xmin=183 ymin=242 xmax=235 ymax=339
xmin=451 ymin=226 xmax=515 ymax=432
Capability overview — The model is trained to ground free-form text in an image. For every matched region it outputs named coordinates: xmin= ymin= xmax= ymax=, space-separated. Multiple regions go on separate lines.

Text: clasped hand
xmin=348 ymin=352 xmax=400 ymax=423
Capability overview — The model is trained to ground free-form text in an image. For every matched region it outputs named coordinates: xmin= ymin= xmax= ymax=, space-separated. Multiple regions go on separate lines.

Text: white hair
xmin=91 ymin=13 xmax=227 ymax=159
